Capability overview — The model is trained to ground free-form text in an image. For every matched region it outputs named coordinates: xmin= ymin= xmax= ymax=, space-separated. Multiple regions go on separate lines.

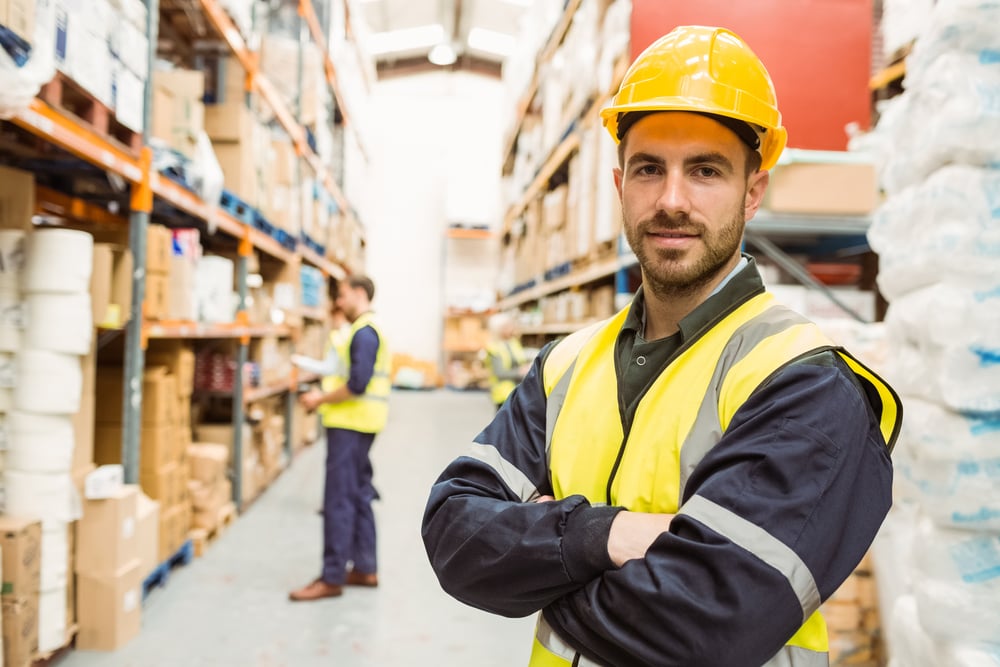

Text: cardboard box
xmin=214 ymin=142 xmax=258 ymax=205
xmin=96 ymin=366 xmax=178 ymax=425
xmin=0 ymin=165 xmax=35 ymax=231
xmin=145 ymin=273 xmax=170 ymax=321
xmin=135 ymin=493 xmax=160 ymax=579
xmin=90 ymin=243 xmax=133 ymax=328
xmin=187 ymin=443 xmax=228 ymax=486
xmin=140 ymin=462 xmax=178 ymax=508
xmin=94 ymin=423 xmax=177 ymax=472
xmin=146 ymin=224 xmax=173 ymax=276
xmin=167 ymin=255 xmax=197 ymax=321
xmin=152 ymin=68 xmax=205 ymax=158
xmin=76 ymin=559 xmax=142 ymax=651
xmin=0 ymin=0 xmax=35 ymax=43
xmin=764 ymin=162 xmax=877 ymax=216
xmin=0 ymin=516 xmax=41 ymax=597
xmin=146 ymin=341 xmax=195 ymax=397
xmin=204 ymin=100 xmax=255 ymax=143
xmin=2 ymin=594 xmax=39 ymax=667
xmin=158 ymin=504 xmax=186 ymax=561
xmin=76 ymin=485 xmax=139 ymax=578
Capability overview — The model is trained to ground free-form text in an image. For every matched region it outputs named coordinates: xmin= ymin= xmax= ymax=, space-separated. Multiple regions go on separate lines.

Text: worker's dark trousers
xmin=322 ymin=427 xmax=377 ymax=584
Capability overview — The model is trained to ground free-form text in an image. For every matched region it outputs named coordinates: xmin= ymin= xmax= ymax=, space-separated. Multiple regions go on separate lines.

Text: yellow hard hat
xmin=601 ymin=25 xmax=787 ymax=170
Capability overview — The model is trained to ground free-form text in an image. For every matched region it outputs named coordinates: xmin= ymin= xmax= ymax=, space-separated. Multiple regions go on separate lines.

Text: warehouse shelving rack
xmin=496 ymin=0 xmax=881 ymax=344
xmin=3 ymin=0 xmax=367 ymax=511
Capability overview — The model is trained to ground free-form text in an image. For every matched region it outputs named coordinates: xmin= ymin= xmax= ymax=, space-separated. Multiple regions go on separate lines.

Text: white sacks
xmin=4 ymin=412 xmax=75 ymax=474
xmin=22 ymin=228 xmax=94 ymax=293
xmin=24 ymin=292 xmax=93 ymax=355
xmin=868 ymin=165 xmax=1000 ymax=301
xmin=894 ymin=398 xmax=1000 ymax=531
xmin=14 ymin=350 xmax=83 ymax=415
xmin=913 ymin=517 xmax=1000 ymax=644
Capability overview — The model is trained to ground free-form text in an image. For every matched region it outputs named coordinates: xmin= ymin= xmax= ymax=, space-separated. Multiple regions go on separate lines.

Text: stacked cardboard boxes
xmin=822 ymin=553 xmax=884 ymax=666
xmin=152 ymin=68 xmax=205 ymax=160
xmin=144 ymin=224 xmax=172 ymax=321
xmin=186 ymin=443 xmax=233 ymax=544
xmin=74 ymin=485 xmax=143 ymax=651
xmin=94 ymin=365 xmax=192 ymax=563
xmin=0 ymin=517 xmax=41 ymax=667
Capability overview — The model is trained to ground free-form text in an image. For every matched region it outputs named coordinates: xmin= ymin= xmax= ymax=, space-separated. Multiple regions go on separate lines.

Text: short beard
xmin=626 ymin=206 xmax=745 ymax=302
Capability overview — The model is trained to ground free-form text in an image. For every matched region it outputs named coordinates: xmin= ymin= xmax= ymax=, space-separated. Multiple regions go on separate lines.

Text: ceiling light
xmin=428 ymin=42 xmax=458 ymax=66
xmin=467 ymin=27 xmax=516 ymax=58
xmin=366 ymin=24 xmax=446 ymax=56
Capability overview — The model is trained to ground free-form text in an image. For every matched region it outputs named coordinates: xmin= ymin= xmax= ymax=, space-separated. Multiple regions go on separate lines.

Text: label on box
xmin=122 ymin=516 xmax=135 ymax=540
xmin=123 ymin=587 xmax=138 ymax=613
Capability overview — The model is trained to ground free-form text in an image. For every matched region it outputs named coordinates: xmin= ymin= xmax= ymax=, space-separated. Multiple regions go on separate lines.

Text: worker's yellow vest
xmin=487 ymin=338 xmax=526 ymax=405
xmin=318 ymin=313 xmax=391 ymax=434
xmin=529 ymin=293 xmax=900 ymax=667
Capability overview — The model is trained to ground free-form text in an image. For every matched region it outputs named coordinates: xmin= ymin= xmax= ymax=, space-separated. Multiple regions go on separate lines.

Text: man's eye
xmin=696 ymin=167 xmax=718 ymax=178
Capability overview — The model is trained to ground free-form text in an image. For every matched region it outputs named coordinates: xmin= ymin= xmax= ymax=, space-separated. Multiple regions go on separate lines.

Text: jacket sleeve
xmin=346 ymin=325 xmax=378 ymax=394
xmin=422 ymin=347 xmax=624 ymax=618
xmin=543 ymin=356 xmax=894 ymax=667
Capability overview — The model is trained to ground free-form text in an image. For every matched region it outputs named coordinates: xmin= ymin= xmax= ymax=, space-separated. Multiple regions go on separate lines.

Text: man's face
xmin=614 ymin=112 xmax=768 ymax=300
xmin=336 ymin=284 xmax=360 ymax=322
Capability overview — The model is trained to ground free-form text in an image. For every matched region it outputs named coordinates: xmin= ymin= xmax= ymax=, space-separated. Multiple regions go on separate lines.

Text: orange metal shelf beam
xmin=300 ymin=244 xmax=346 ymax=280
xmin=298 ymin=1 xmax=350 ymax=129
xmin=144 ymin=321 xmax=292 ymax=339
xmin=198 ymin=0 xmax=359 ymax=232
xmin=446 ymin=228 xmax=495 ymax=240
xmin=35 ymin=186 xmax=129 ymax=227
xmin=11 ymin=98 xmax=144 ymax=183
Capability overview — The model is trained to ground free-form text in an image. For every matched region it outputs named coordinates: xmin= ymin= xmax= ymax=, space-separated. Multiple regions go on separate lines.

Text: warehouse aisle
xmin=58 ymin=390 xmax=535 ymax=667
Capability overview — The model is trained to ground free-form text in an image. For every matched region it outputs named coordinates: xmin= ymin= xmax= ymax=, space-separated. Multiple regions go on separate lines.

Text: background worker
xmin=291 ymin=275 xmax=391 ymax=601
xmin=422 ymin=25 xmax=901 ymax=666
xmin=483 ymin=312 xmax=530 ymax=411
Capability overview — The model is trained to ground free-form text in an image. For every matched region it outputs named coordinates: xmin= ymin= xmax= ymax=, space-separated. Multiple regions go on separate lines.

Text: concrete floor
xmin=57 ymin=390 xmax=535 ymax=667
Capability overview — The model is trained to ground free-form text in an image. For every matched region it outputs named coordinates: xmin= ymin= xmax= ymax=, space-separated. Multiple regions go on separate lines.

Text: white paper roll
xmin=23 ymin=228 xmax=94 ymax=294
xmin=0 ymin=230 xmax=26 ymax=291
xmin=24 ymin=293 xmax=93 ymax=355
xmin=41 ymin=522 xmax=69 ymax=590
xmin=15 ymin=350 xmax=83 ymax=415
xmin=38 ymin=586 xmax=68 ymax=653
xmin=0 ymin=289 xmax=24 ymax=353
xmin=3 ymin=470 xmax=81 ymax=525
xmin=5 ymin=412 xmax=75 ymax=474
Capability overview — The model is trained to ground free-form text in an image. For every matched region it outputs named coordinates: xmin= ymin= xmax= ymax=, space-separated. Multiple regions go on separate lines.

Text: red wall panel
xmin=630 ymin=0 xmax=873 ymax=151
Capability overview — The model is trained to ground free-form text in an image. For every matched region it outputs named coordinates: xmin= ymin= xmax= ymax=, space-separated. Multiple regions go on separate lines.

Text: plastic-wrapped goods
xmin=881 ymin=0 xmax=936 ymax=58
xmin=868 ymin=165 xmax=1000 ymax=300
xmin=0 ymin=291 xmax=23 ymax=352
xmin=942 ymin=644 xmax=1000 ymax=666
xmin=895 ymin=397 xmax=1000 ymax=530
xmin=2 ymin=470 xmax=81 ymax=526
xmin=22 ymin=228 xmax=94 ymax=294
xmin=0 ymin=230 xmax=25 ymax=291
xmin=38 ymin=586 xmax=67 ymax=653
xmin=24 ymin=292 xmax=93 ymax=355
xmin=913 ymin=518 xmax=1000 ymax=643
xmin=15 ymin=350 xmax=83 ymax=414
xmin=887 ymin=595 xmax=942 ymax=667
xmin=875 ymin=54 xmax=1000 ymax=194
xmin=40 ymin=522 xmax=69 ymax=590
xmin=905 ymin=0 xmax=1000 ymax=78
xmin=884 ymin=283 xmax=1000 ymax=412
xmin=5 ymin=412 xmax=75 ymax=474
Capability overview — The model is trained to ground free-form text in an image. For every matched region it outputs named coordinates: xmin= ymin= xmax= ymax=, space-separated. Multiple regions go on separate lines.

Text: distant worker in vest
xmin=484 ymin=312 xmax=530 ymax=411
xmin=422 ymin=25 xmax=901 ymax=666
xmin=291 ymin=274 xmax=391 ymax=602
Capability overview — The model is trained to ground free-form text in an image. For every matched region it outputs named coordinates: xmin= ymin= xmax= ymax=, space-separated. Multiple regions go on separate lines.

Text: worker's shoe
xmin=288 ymin=579 xmax=343 ymax=601
xmin=345 ymin=570 xmax=378 ymax=587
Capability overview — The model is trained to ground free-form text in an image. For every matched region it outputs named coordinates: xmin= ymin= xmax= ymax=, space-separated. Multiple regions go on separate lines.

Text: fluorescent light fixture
xmin=367 ymin=24 xmax=445 ymax=55
xmin=467 ymin=27 xmax=516 ymax=58
xmin=428 ymin=42 xmax=458 ymax=66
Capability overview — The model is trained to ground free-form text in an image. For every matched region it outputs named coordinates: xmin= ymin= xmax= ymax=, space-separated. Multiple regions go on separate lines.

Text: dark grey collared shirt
xmin=615 ymin=255 xmax=766 ymax=425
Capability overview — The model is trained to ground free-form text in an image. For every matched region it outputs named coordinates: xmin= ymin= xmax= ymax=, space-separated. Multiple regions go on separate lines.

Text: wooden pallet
xmin=142 ymin=539 xmax=195 ymax=599
xmin=189 ymin=502 xmax=237 ymax=557
xmin=38 ymin=72 xmax=142 ymax=153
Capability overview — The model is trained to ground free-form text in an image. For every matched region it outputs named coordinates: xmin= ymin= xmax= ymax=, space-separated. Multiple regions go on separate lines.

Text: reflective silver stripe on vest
xmin=537 ymin=616 xmax=605 ymax=666
xmin=762 ymin=645 xmax=830 ymax=667
xmin=680 ymin=495 xmax=820 ymax=623
xmin=545 ymin=358 xmax=578 ymax=456
xmin=467 ymin=442 xmax=539 ymax=502
xmin=678 ymin=306 xmax=811 ymax=501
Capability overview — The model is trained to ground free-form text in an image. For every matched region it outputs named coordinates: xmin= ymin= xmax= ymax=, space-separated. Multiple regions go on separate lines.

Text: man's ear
xmin=613 ymin=167 xmax=624 ymax=199
xmin=744 ymin=170 xmax=769 ymax=221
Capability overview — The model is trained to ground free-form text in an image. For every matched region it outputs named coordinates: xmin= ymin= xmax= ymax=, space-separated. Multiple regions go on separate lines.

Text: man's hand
xmin=299 ymin=390 xmax=324 ymax=412
xmin=608 ymin=511 xmax=674 ymax=567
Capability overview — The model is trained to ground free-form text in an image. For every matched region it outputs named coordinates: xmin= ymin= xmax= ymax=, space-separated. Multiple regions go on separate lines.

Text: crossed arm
xmin=422 ymin=352 xmax=892 ymax=665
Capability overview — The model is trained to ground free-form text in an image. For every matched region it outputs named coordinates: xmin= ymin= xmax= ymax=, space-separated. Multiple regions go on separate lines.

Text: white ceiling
xmin=355 ymin=0 xmax=530 ymax=74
